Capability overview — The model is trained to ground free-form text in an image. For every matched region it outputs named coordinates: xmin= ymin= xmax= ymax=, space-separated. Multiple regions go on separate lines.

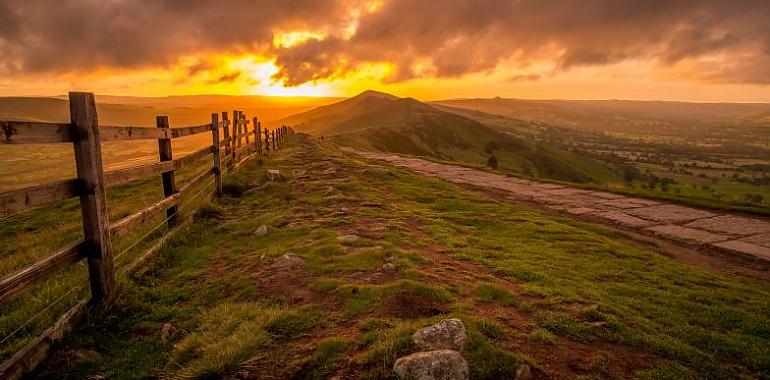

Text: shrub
xmin=487 ymin=154 xmax=498 ymax=169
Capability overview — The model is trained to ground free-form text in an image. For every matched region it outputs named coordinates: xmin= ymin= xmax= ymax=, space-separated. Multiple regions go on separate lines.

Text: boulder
xmin=393 ymin=350 xmax=469 ymax=380
xmin=254 ymin=225 xmax=268 ymax=236
xmin=412 ymin=319 xmax=467 ymax=351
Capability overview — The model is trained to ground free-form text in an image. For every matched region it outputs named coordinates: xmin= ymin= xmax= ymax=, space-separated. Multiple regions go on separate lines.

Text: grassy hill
xmin=282 ymin=90 xmax=623 ymax=184
xmin=0 ymin=95 xmax=341 ymax=125
xmin=431 ymin=97 xmax=770 ymax=135
xmin=25 ymin=138 xmax=770 ymax=379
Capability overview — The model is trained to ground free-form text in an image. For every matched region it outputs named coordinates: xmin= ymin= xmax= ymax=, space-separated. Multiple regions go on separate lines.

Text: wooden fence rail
xmin=0 ymin=92 xmax=295 ymax=379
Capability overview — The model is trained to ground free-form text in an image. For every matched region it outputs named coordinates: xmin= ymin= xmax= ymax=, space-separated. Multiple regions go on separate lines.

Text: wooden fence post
xmin=264 ymin=128 xmax=270 ymax=152
xmin=69 ymin=92 xmax=115 ymax=304
xmin=156 ymin=116 xmax=178 ymax=227
xmin=231 ymin=110 xmax=238 ymax=162
xmin=253 ymin=117 xmax=259 ymax=154
xmin=221 ymin=111 xmax=230 ymax=158
xmin=210 ymin=113 xmax=223 ymax=196
xmin=272 ymin=130 xmax=277 ymax=150
xmin=244 ymin=113 xmax=250 ymax=145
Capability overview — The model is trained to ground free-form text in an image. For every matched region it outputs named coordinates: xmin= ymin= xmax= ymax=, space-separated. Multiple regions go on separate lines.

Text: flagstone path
xmin=348 ymin=149 xmax=770 ymax=263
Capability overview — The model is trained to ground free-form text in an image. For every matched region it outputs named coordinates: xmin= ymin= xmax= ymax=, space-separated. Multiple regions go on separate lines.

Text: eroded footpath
xmin=348 ymin=149 xmax=770 ymax=264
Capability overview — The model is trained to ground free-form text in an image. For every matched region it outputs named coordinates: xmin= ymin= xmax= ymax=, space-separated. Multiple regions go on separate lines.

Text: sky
xmin=1 ymin=0 xmax=769 ymax=102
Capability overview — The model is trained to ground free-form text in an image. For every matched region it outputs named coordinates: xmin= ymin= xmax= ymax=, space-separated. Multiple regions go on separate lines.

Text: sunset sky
xmin=1 ymin=0 xmax=769 ymax=101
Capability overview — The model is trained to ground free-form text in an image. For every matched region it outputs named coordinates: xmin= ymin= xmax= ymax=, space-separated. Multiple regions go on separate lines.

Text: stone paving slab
xmin=711 ymin=240 xmax=770 ymax=260
xmin=741 ymin=233 xmax=770 ymax=248
xmin=594 ymin=211 xmax=658 ymax=228
xmin=347 ymin=148 xmax=770 ymax=262
xmin=588 ymin=191 xmax=627 ymax=200
xmin=685 ymin=215 xmax=770 ymax=237
xmin=625 ymin=204 xmax=715 ymax=223
xmin=598 ymin=198 xmax=655 ymax=209
xmin=566 ymin=207 xmax=600 ymax=215
xmin=645 ymin=225 xmax=730 ymax=245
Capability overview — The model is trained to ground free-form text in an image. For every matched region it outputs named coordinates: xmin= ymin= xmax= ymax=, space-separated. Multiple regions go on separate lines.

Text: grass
xmin=17 ymin=136 xmax=770 ymax=379
xmin=0 ymin=149 xmax=216 ymax=362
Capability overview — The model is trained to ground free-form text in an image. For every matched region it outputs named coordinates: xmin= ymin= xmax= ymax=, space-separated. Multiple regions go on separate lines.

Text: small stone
xmin=515 ymin=364 xmax=532 ymax=380
xmin=337 ymin=234 xmax=359 ymax=243
xmin=268 ymin=169 xmax=280 ymax=181
xmin=382 ymin=263 xmax=397 ymax=273
xmin=412 ymin=319 xmax=467 ymax=351
xmin=254 ymin=225 xmax=268 ymax=236
xmin=393 ymin=350 xmax=469 ymax=380
xmin=161 ymin=323 xmax=177 ymax=342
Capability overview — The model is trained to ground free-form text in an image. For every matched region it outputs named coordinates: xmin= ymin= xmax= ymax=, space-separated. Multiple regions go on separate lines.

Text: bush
xmin=487 ymin=155 xmax=498 ymax=169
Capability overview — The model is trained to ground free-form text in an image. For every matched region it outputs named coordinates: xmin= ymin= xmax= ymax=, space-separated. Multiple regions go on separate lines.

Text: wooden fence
xmin=0 ymin=92 xmax=293 ymax=378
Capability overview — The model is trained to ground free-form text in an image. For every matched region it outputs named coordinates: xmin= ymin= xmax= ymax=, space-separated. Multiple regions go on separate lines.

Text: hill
xmin=0 ymin=95 xmax=341 ymax=126
xmin=432 ymin=97 xmax=770 ymax=135
xmin=282 ymin=91 xmax=623 ymax=183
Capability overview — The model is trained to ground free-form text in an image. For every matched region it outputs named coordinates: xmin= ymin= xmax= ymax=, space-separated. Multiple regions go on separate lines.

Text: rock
xmin=161 ymin=323 xmax=177 ymax=342
xmin=268 ymin=169 xmax=280 ymax=181
xmin=382 ymin=263 xmax=397 ymax=273
xmin=393 ymin=350 xmax=469 ymax=380
xmin=254 ymin=225 xmax=268 ymax=236
xmin=412 ymin=319 xmax=467 ymax=351
xmin=337 ymin=234 xmax=359 ymax=243
xmin=276 ymin=252 xmax=305 ymax=266
xmin=515 ymin=364 xmax=532 ymax=380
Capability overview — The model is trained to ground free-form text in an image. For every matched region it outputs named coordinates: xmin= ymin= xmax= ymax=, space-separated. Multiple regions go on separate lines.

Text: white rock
xmin=412 ymin=319 xmax=467 ymax=351
xmin=393 ymin=350 xmax=469 ymax=380
xmin=254 ymin=225 xmax=268 ymax=236
xmin=337 ymin=234 xmax=359 ymax=243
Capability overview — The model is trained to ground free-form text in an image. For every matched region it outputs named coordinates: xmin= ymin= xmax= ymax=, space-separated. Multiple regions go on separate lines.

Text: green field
xmin=25 ymin=137 xmax=770 ymax=379
xmin=0 ymin=148 xmax=216 ymax=362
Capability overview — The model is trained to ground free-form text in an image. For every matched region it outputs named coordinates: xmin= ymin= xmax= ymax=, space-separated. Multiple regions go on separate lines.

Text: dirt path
xmin=346 ymin=149 xmax=770 ymax=272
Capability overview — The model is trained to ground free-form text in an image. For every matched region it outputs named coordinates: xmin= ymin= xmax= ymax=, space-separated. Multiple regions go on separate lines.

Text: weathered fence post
xmin=264 ymin=128 xmax=270 ymax=152
xmin=253 ymin=117 xmax=259 ymax=154
xmin=210 ymin=113 xmax=223 ymax=196
xmin=244 ymin=113 xmax=250 ymax=145
xmin=156 ymin=116 xmax=178 ymax=227
xmin=272 ymin=130 xmax=277 ymax=150
xmin=231 ymin=110 xmax=239 ymax=162
xmin=221 ymin=111 xmax=230 ymax=158
xmin=69 ymin=92 xmax=115 ymax=304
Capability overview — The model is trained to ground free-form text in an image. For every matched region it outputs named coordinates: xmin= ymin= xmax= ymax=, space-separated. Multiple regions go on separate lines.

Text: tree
xmin=487 ymin=154 xmax=498 ymax=169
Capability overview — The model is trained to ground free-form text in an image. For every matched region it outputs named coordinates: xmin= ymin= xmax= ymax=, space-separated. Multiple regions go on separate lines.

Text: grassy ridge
xmin=30 ymin=137 xmax=770 ymax=379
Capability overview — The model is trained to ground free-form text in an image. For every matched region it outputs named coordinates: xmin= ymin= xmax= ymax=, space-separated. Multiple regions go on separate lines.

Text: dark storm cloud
xmin=2 ymin=0 xmax=770 ymax=85
xmin=272 ymin=0 xmax=770 ymax=85
xmin=0 ymin=0 xmax=352 ymax=72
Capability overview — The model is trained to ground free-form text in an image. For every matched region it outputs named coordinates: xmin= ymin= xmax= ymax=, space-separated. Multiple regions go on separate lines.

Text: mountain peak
xmin=352 ymin=90 xmax=399 ymax=100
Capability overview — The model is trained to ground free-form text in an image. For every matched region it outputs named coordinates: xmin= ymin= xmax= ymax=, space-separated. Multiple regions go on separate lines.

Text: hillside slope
xmin=432 ymin=97 xmax=770 ymax=135
xmin=283 ymin=91 xmax=621 ymax=183
xmin=0 ymin=95 xmax=340 ymax=125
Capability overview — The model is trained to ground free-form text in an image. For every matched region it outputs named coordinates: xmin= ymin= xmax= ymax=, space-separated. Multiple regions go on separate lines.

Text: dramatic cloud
xmin=2 ymin=0 xmax=769 ymax=86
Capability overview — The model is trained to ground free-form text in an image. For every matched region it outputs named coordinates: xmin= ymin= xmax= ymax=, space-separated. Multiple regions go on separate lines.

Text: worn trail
xmin=348 ymin=149 xmax=770 ymax=264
